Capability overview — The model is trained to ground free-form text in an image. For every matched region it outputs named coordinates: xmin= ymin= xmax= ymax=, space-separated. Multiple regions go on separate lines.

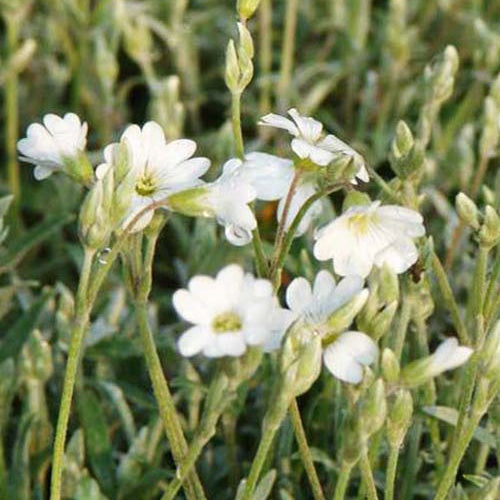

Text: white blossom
xmin=17 ymin=113 xmax=88 ymax=180
xmin=286 ymin=271 xmax=375 ymax=384
xmin=174 ymin=264 xmax=293 ymax=358
xmin=426 ymin=338 xmax=473 ymax=377
xmin=258 ymin=108 xmax=369 ymax=183
xmin=98 ymin=121 xmax=210 ymax=231
xmin=314 ymin=201 xmax=426 ymax=278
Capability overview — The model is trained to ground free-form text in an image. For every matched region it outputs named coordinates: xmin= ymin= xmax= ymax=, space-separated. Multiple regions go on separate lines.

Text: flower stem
xmin=50 ymin=247 xmax=96 ymax=500
xmin=258 ymin=0 xmax=272 ymax=117
xmin=467 ymin=245 xmax=489 ymax=334
xmin=384 ymin=446 xmax=399 ymax=500
xmin=242 ymin=423 xmax=279 ymax=500
xmin=430 ymin=250 xmax=470 ymax=345
xmin=333 ymin=462 xmax=353 ymax=500
xmin=392 ymin=287 xmax=412 ymax=360
xmin=133 ymin=229 xmax=205 ymax=500
xmin=289 ymin=399 xmax=325 ymax=500
xmin=359 ymin=449 xmax=379 ymax=500
xmin=231 ymin=92 xmax=245 ymax=159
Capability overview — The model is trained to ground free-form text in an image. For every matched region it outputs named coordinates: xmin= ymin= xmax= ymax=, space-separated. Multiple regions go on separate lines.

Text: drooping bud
xmin=455 ymin=192 xmax=479 ymax=230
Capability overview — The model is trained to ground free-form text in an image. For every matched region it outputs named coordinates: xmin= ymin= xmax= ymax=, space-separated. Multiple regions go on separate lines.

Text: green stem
xmin=365 ymin=165 xmax=400 ymax=203
xmin=430 ymin=250 xmax=470 ymax=345
xmin=50 ymin=247 xmax=96 ymax=500
xmin=242 ymin=424 xmax=279 ymax=500
xmin=384 ymin=446 xmax=399 ymax=500
xmin=484 ymin=247 xmax=500 ymax=325
xmin=359 ymin=449 xmax=379 ymax=500
xmin=392 ymin=292 xmax=412 ymax=360
xmin=289 ymin=399 xmax=325 ymax=500
xmin=5 ymin=16 xmax=21 ymax=229
xmin=258 ymin=0 xmax=272 ymax=117
xmin=467 ymin=246 xmax=489 ymax=333
xmin=133 ymin=229 xmax=205 ymax=500
xmin=231 ymin=92 xmax=245 ymax=158
xmin=252 ymin=227 xmax=269 ymax=278
xmin=333 ymin=462 xmax=353 ymax=500
xmin=277 ymin=0 xmax=298 ymax=110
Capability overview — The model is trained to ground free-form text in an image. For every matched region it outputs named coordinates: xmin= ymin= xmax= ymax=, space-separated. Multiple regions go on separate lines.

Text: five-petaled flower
xmin=314 ymin=201 xmax=426 ymax=278
xmin=259 ymin=108 xmax=369 ymax=183
xmin=18 ymin=113 xmax=88 ymax=180
xmin=173 ymin=264 xmax=293 ymax=357
xmin=286 ymin=271 xmax=377 ymax=384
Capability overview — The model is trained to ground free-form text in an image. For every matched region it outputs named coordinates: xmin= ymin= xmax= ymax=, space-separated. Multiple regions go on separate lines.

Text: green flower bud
xmin=95 ymin=35 xmax=118 ymax=95
xmin=225 ymin=23 xmax=255 ymax=94
xmin=63 ymin=152 xmax=94 ymax=186
xmin=381 ymin=348 xmax=400 ymax=384
xmin=378 ymin=265 xmax=400 ymax=304
xmin=166 ymin=187 xmax=211 ymax=217
xmin=393 ymin=120 xmax=414 ymax=158
xmin=482 ymin=320 xmax=500 ymax=380
xmin=387 ymin=390 xmax=413 ymax=449
xmin=237 ymin=0 xmax=261 ymax=20
xmin=325 ymin=289 xmax=369 ymax=335
xmin=342 ymin=191 xmax=372 ymax=211
xmin=479 ymin=97 xmax=499 ymax=160
xmin=455 ymin=192 xmax=479 ymax=230
xmin=372 ymin=301 xmax=398 ymax=340
xmin=19 ymin=329 xmax=53 ymax=382
xmin=479 ymin=205 xmax=500 ymax=249
xmin=341 ymin=411 xmax=362 ymax=465
xmin=225 ymin=40 xmax=240 ymax=94
xmin=359 ymin=379 xmax=387 ymax=439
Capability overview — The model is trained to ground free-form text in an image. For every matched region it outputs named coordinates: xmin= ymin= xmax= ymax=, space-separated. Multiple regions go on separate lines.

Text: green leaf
xmin=0 ymin=213 xmax=74 ymax=272
xmin=0 ymin=290 xmax=51 ymax=364
xmin=78 ymin=389 xmax=116 ymax=497
xmin=253 ymin=469 xmax=277 ymax=500
xmin=421 ymin=406 xmax=496 ymax=448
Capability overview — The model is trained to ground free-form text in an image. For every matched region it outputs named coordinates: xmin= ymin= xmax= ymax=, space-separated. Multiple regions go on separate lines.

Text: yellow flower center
xmin=212 ymin=312 xmax=242 ymax=333
xmin=347 ymin=212 xmax=377 ymax=235
xmin=136 ymin=175 xmax=156 ymax=196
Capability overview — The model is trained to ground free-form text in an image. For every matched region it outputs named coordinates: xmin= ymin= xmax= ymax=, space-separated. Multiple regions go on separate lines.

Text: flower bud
xmin=166 ymin=187 xmax=211 ymax=217
xmin=479 ymin=97 xmax=499 ymax=160
xmin=342 ymin=191 xmax=371 ymax=211
xmin=481 ymin=320 xmax=500 ymax=380
xmin=225 ymin=24 xmax=254 ymax=94
xmin=95 ymin=35 xmax=118 ymax=96
xmin=63 ymin=152 xmax=94 ymax=186
xmin=381 ymin=348 xmax=400 ymax=384
xmin=225 ymin=40 xmax=240 ymax=94
xmin=456 ymin=192 xmax=479 ymax=230
xmin=479 ymin=205 xmax=500 ymax=249
xmin=387 ymin=389 xmax=413 ymax=449
xmin=393 ymin=120 xmax=414 ymax=158
xmin=359 ymin=379 xmax=387 ymax=440
xmin=326 ymin=290 xmax=369 ymax=335
xmin=341 ymin=411 xmax=362 ymax=465
xmin=237 ymin=0 xmax=261 ymax=20
xmin=19 ymin=329 xmax=53 ymax=382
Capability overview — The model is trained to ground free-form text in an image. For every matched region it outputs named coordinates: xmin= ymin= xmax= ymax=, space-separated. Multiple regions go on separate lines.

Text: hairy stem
xmin=384 ymin=446 xmax=399 ymax=500
xmin=359 ymin=448 xmax=379 ymax=500
xmin=50 ymin=247 xmax=95 ymax=500
xmin=333 ymin=462 xmax=354 ymax=500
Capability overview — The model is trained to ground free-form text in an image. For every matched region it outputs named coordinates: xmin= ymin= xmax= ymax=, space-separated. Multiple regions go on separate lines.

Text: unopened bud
xmin=479 ymin=97 xmax=499 ymax=160
xmin=456 ymin=192 xmax=479 ymax=230
xmin=19 ymin=329 xmax=53 ymax=382
xmin=482 ymin=320 xmax=500 ymax=380
xmin=479 ymin=205 xmax=500 ymax=248
xmin=387 ymin=390 xmax=413 ymax=448
xmin=64 ymin=152 xmax=94 ymax=186
xmin=237 ymin=0 xmax=261 ymax=21
xmin=225 ymin=40 xmax=240 ymax=94
xmin=393 ymin=121 xmax=414 ymax=157
xmin=381 ymin=348 xmax=400 ymax=383
xmin=342 ymin=191 xmax=371 ymax=211
xmin=326 ymin=290 xmax=369 ymax=335
xmin=360 ymin=379 xmax=387 ymax=439
xmin=341 ymin=412 xmax=362 ymax=465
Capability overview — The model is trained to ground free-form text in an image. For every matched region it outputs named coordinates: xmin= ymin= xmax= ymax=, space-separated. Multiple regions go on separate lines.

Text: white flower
xmin=322 ymin=331 xmax=379 ymax=384
xmin=258 ymin=108 xmax=369 ymax=183
xmin=426 ymin=338 xmax=473 ymax=377
xmin=17 ymin=113 xmax=88 ymax=180
xmin=173 ymin=264 xmax=292 ymax=358
xmin=286 ymin=270 xmax=367 ymax=327
xmin=286 ymin=270 xmax=375 ymax=384
xmin=98 ymin=121 xmax=210 ymax=231
xmin=241 ymin=152 xmax=322 ymax=236
xmin=314 ymin=201 xmax=426 ymax=278
xmin=200 ymin=159 xmax=258 ymax=246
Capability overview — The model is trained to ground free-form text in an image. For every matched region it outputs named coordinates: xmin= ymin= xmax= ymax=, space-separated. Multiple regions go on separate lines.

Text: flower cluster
xmin=18 ymin=109 xmax=473 ymax=385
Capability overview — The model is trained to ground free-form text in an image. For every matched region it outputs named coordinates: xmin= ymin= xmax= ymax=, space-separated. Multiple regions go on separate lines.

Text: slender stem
xmin=277 ymin=0 xmax=298 ymax=110
xmin=5 ymin=16 xmax=21 ymax=229
xmin=359 ymin=449 xmax=379 ymax=500
xmin=231 ymin=92 xmax=245 ymax=159
xmin=333 ymin=463 xmax=353 ymax=500
xmin=430 ymin=250 xmax=470 ymax=345
xmin=50 ymin=247 xmax=96 ymax=500
xmin=392 ymin=292 xmax=412 ymax=360
xmin=484 ymin=247 xmax=500 ymax=324
xmin=133 ymin=229 xmax=205 ymax=500
xmin=384 ymin=446 xmax=399 ymax=500
xmin=365 ymin=164 xmax=400 ymax=203
xmin=242 ymin=424 xmax=279 ymax=500
xmin=252 ymin=227 xmax=269 ymax=278
xmin=289 ymin=399 xmax=325 ymax=500
xmin=467 ymin=246 xmax=489 ymax=333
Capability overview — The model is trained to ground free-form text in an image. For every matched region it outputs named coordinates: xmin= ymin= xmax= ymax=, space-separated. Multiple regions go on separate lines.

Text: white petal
xmin=323 ymin=343 xmax=363 ymax=384
xmin=374 ymin=238 xmax=418 ymax=274
xmin=172 ymin=289 xmax=211 ymax=325
xmin=34 ymin=165 xmax=55 ymax=180
xmin=178 ymin=326 xmax=211 ymax=357
xmin=163 ymin=139 xmax=197 ymax=165
xmin=216 ymin=264 xmax=245 ymax=303
xmin=258 ymin=113 xmax=299 ymax=136
xmin=313 ymin=270 xmax=337 ymax=302
xmin=210 ymin=333 xmax=246 ymax=357
xmin=224 ymin=224 xmax=253 ymax=246
xmin=286 ymin=277 xmax=313 ymax=313
xmin=188 ymin=275 xmax=229 ymax=314
xmin=288 ymin=108 xmax=323 ymax=142
xmin=336 ymin=331 xmax=379 ymax=365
